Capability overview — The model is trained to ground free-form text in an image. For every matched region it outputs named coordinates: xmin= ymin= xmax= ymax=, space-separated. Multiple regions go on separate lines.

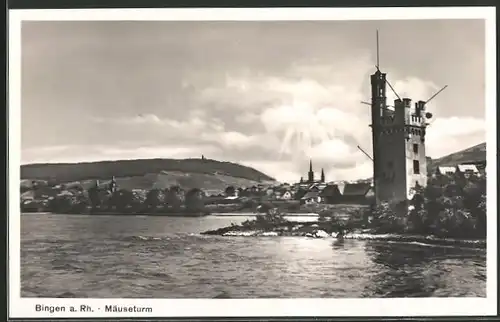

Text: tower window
xmin=413 ymin=144 xmax=419 ymax=154
xmin=413 ymin=160 xmax=420 ymax=174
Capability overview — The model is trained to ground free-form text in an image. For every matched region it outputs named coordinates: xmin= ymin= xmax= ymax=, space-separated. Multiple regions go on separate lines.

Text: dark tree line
xmin=313 ymin=173 xmax=487 ymax=239
xmin=369 ymin=174 xmax=487 ymax=238
xmin=36 ymin=186 xmax=206 ymax=214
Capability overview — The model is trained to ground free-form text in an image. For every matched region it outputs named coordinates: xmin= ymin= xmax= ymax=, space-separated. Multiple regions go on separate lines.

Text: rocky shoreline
xmin=201 ymin=221 xmax=486 ymax=249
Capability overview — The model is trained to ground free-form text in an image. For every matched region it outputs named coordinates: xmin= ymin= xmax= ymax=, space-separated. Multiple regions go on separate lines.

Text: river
xmin=20 ymin=213 xmax=486 ymax=298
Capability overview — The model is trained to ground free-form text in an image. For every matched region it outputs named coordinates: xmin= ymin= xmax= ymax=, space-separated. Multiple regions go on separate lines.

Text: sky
xmin=21 ymin=19 xmax=486 ymax=183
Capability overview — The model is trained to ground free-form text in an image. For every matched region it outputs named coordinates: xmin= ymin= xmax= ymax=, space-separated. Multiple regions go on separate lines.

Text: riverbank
xmin=22 ymin=211 xmax=211 ymax=217
xmin=200 ymin=220 xmax=486 ymax=249
xmin=21 ymin=200 xmax=368 ymax=218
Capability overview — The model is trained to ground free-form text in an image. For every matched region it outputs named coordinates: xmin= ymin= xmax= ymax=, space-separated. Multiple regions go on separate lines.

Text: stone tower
xmin=308 ymin=160 xmax=314 ymax=183
xmin=320 ymin=168 xmax=325 ymax=183
xmin=369 ymin=31 xmax=438 ymax=204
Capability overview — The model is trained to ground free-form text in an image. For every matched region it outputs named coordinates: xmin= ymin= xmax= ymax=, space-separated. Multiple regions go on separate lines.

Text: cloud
xmin=307 ymin=139 xmax=362 ymax=167
xmin=235 ymin=112 xmax=261 ymax=124
xmin=26 ymin=62 xmax=480 ymax=183
xmin=426 ymin=116 xmax=485 ymax=158
xmin=204 ymin=131 xmax=268 ymax=150
xmin=428 ymin=116 xmax=484 ymax=138
xmin=240 ymin=160 xmax=301 ymax=183
xmin=20 ymin=20 xmax=486 ymax=183
xmin=326 ymin=160 xmax=373 ymax=182
xmin=31 ymin=56 xmax=470 ymax=183
xmin=90 ymin=111 xmax=226 ymax=142
xmin=385 ymin=76 xmax=440 ymax=105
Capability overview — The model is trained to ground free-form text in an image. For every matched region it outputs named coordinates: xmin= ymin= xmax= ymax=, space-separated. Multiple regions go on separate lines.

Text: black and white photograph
xmin=8 ymin=7 xmax=497 ymax=319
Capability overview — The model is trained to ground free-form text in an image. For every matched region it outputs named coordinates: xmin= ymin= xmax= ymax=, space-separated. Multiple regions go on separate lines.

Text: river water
xmin=20 ymin=213 xmax=486 ymax=298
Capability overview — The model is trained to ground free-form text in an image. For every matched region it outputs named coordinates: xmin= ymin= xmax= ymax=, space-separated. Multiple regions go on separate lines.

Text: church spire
xmin=321 ymin=168 xmax=325 ymax=183
xmin=308 ymin=159 xmax=314 ymax=183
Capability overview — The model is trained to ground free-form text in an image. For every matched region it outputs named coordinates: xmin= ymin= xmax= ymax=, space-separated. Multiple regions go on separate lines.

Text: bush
xmin=364 ymin=174 xmax=486 ymax=238
xmin=254 ymin=208 xmax=289 ymax=228
xmin=389 ymin=174 xmax=486 ymax=238
xmin=317 ymin=209 xmax=359 ymax=234
xmin=369 ymin=202 xmax=408 ymax=233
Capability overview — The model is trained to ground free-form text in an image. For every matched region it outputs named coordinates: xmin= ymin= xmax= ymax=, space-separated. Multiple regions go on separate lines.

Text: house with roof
xmin=456 ymin=164 xmax=480 ymax=178
xmin=301 ymin=191 xmax=322 ymax=204
xmin=280 ymin=190 xmax=293 ymax=200
xmin=319 ymin=184 xmax=343 ymax=204
xmin=435 ymin=166 xmax=457 ymax=176
xmin=205 ymin=189 xmax=225 ymax=197
xmin=339 ymin=183 xmax=374 ymax=204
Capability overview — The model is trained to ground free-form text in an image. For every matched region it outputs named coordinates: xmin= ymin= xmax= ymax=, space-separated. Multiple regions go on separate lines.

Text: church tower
xmin=320 ymin=168 xmax=325 ymax=183
xmin=308 ymin=160 xmax=314 ymax=183
xmin=109 ymin=176 xmax=117 ymax=193
xmin=368 ymin=31 xmax=444 ymax=204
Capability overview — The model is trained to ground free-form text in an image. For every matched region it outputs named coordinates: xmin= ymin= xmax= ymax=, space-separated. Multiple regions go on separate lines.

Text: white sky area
xmin=21 ymin=20 xmax=486 ymax=183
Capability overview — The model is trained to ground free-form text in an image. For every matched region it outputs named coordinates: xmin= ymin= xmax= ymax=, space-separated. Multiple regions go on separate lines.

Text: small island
xmin=201 ymin=207 xmax=486 ymax=249
xmin=201 ymin=171 xmax=487 ymax=250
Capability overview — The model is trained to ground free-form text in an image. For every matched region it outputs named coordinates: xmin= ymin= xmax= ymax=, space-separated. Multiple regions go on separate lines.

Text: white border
xmin=8 ymin=7 xmax=497 ymax=318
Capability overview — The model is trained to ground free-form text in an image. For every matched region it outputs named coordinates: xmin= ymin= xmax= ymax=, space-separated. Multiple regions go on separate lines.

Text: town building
xmin=456 ymin=164 xmax=480 ymax=177
xmin=435 ymin=166 xmax=457 ymax=176
xmin=301 ymin=191 xmax=323 ymax=204
xmin=434 ymin=164 xmax=481 ymax=178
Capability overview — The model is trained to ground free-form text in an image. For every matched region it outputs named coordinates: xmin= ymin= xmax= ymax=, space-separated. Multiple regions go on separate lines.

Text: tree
xmin=72 ymin=193 xmax=90 ymax=213
xmin=48 ymin=195 xmax=73 ymax=213
xmin=109 ymin=189 xmax=135 ymax=212
xmin=165 ymin=186 xmax=183 ymax=210
xmin=225 ymin=186 xmax=236 ymax=197
xmin=20 ymin=186 xmax=31 ymax=194
xmin=185 ymin=188 xmax=205 ymax=212
xmin=88 ymin=186 xmax=101 ymax=210
xmin=370 ymin=202 xmax=407 ymax=233
xmin=255 ymin=208 xmax=288 ymax=228
xmin=408 ymin=173 xmax=487 ymax=238
xmin=144 ymin=188 xmax=162 ymax=211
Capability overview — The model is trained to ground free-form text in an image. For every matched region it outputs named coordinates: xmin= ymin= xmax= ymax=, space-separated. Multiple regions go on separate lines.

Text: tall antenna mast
xmin=376 ymin=29 xmax=380 ymax=69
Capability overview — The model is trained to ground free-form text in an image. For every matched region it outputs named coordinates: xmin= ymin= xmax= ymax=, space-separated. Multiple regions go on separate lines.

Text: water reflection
xmin=331 ymin=238 xmax=346 ymax=249
xmin=363 ymin=242 xmax=485 ymax=297
xmin=21 ymin=214 xmax=486 ymax=298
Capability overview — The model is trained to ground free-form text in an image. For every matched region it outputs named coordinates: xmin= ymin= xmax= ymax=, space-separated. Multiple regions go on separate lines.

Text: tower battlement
xmin=366 ymin=31 xmax=446 ymax=204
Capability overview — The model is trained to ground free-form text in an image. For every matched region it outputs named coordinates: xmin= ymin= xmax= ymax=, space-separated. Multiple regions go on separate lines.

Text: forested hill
xmin=21 ymin=158 xmax=275 ymax=184
xmin=429 ymin=142 xmax=486 ymax=168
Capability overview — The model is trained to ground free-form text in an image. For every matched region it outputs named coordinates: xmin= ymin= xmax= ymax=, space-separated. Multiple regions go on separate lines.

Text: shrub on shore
xmin=367 ymin=174 xmax=486 ymax=239
xmin=221 ymin=174 xmax=487 ymax=240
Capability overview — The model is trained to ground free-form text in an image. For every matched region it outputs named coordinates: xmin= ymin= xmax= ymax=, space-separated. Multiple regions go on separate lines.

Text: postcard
xmin=8 ymin=7 xmax=497 ymax=319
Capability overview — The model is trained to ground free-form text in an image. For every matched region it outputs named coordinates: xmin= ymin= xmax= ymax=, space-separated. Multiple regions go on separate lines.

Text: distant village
xmin=20 ymin=156 xmax=486 ymax=214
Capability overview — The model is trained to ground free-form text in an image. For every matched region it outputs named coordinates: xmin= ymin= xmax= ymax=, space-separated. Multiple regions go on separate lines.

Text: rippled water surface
xmin=21 ymin=213 xmax=486 ymax=298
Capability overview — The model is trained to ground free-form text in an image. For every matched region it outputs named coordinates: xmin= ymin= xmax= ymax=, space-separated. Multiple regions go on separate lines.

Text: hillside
xmin=429 ymin=142 xmax=486 ymax=169
xmin=20 ymin=158 xmax=276 ymax=191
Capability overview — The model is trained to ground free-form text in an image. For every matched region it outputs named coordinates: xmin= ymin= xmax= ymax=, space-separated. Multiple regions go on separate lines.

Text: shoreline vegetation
xmin=202 ymin=173 xmax=487 ymax=247
xmin=200 ymin=208 xmax=486 ymax=249
xmin=22 ymin=173 xmax=486 ymax=246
